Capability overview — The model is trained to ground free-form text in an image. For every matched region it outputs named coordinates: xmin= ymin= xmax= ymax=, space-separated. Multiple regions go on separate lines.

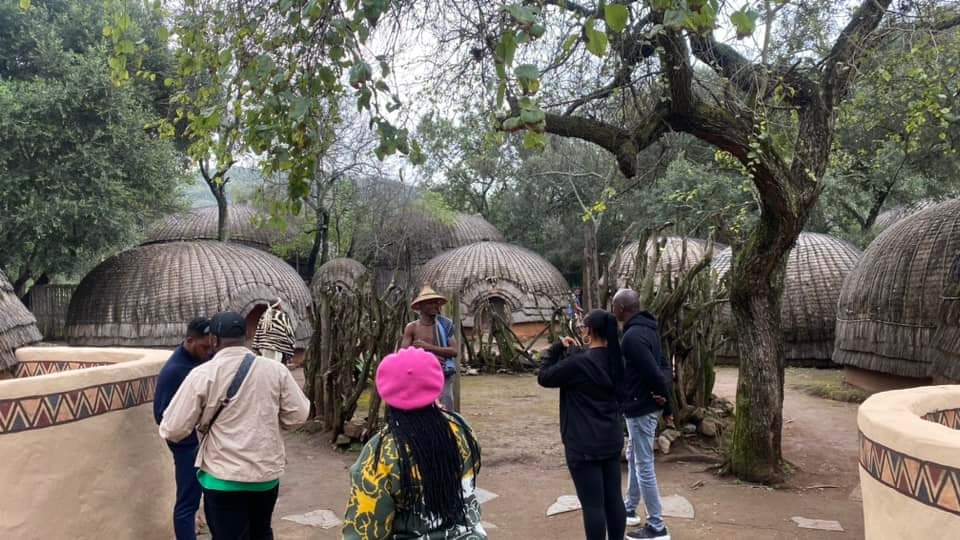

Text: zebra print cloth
xmin=253 ymin=307 xmax=296 ymax=357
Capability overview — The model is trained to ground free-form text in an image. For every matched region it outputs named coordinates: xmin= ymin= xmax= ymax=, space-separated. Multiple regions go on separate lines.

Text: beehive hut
xmin=419 ymin=241 xmax=570 ymax=338
xmin=931 ymin=254 xmax=960 ymax=383
xmin=366 ymin=210 xmax=504 ymax=290
xmin=145 ymin=204 xmax=280 ymax=252
xmin=66 ymin=242 xmax=313 ymax=351
xmin=836 ymin=199 xmax=960 ymax=391
xmin=311 ymin=258 xmax=369 ymax=295
xmin=0 ymin=270 xmax=42 ymax=374
xmin=613 ymin=236 xmax=712 ymax=288
xmin=714 ymin=232 xmax=862 ymax=367
xmin=872 ymin=199 xmax=941 ymax=233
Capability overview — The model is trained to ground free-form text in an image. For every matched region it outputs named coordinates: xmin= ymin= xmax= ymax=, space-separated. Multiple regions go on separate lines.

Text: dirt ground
xmin=271 ymin=367 xmax=864 ymax=539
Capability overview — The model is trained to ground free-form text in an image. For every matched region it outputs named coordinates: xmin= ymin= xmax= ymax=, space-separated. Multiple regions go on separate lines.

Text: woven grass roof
xmin=419 ymin=241 xmax=570 ymax=323
xmin=715 ymin=232 xmax=862 ymax=365
xmin=873 ymin=199 xmax=941 ymax=233
xmin=368 ymin=211 xmax=504 ymax=268
xmin=311 ymin=258 xmax=368 ymax=296
xmin=144 ymin=204 xmax=280 ymax=251
xmin=66 ymin=241 xmax=313 ymax=348
xmin=835 ymin=199 xmax=960 ymax=377
xmin=615 ymin=236 xmax=710 ymax=288
xmin=0 ymin=270 xmax=42 ymax=371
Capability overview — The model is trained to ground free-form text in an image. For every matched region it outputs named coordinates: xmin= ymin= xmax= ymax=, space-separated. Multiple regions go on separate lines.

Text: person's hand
xmin=653 ymin=394 xmax=667 ymax=406
xmin=560 ymin=336 xmax=577 ymax=348
xmin=413 ymin=340 xmax=434 ymax=351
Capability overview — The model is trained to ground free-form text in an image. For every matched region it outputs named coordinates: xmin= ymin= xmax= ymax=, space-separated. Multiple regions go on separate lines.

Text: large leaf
xmin=514 ymin=63 xmax=540 ymax=95
xmin=604 ymin=4 xmax=629 ymax=33
xmin=730 ymin=7 xmax=760 ymax=39
xmin=585 ymin=18 xmax=608 ymax=57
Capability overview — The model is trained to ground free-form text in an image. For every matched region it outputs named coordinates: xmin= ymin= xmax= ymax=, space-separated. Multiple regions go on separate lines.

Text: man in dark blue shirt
xmin=154 ymin=318 xmax=212 ymax=540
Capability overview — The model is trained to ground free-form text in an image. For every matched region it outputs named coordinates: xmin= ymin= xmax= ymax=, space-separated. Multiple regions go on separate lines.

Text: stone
xmin=547 ymin=495 xmax=582 ymax=516
xmin=661 ymin=495 xmax=695 ymax=519
xmin=699 ymin=418 xmax=719 ymax=438
xmin=474 ymin=487 xmax=499 ymax=505
xmin=343 ymin=421 xmax=365 ymax=440
xmin=335 ymin=434 xmax=352 ymax=446
xmin=661 ymin=428 xmax=682 ymax=443
xmin=682 ymin=423 xmax=697 ymax=435
xmin=281 ymin=509 xmax=342 ymax=529
xmin=691 ymin=407 xmax=707 ymax=422
xmin=791 ymin=517 xmax=844 ymax=532
xmin=466 ymin=368 xmax=481 ymax=376
xmin=657 ymin=435 xmax=672 ymax=454
xmin=480 ymin=521 xmax=498 ymax=530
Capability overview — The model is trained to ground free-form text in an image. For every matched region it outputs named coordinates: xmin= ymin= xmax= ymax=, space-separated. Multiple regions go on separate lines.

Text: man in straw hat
xmin=402 ymin=285 xmax=459 ymax=410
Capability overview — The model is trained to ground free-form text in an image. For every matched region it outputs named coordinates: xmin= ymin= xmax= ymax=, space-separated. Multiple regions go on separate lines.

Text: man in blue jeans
xmin=154 ymin=318 xmax=212 ymax=540
xmin=613 ymin=289 xmax=671 ymax=540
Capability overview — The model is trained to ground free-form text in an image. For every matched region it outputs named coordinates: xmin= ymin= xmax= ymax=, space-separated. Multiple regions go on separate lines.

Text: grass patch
xmin=786 ymin=368 xmax=870 ymax=404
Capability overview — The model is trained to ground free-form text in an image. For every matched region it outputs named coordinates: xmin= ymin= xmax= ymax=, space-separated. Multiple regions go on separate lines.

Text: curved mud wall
xmin=858 ymin=385 xmax=960 ymax=539
xmin=0 ymin=347 xmax=174 ymax=540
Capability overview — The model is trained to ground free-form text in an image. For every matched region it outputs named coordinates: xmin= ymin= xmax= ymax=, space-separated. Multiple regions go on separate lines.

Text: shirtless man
xmin=401 ymin=286 xmax=459 ymax=410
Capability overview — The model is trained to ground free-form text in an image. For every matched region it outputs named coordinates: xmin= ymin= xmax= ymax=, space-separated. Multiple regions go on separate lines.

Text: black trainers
xmin=626 ymin=523 xmax=670 ymax=540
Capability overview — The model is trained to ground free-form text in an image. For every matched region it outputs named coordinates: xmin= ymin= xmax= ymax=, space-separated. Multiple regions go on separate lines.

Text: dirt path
xmin=271 ymin=368 xmax=864 ymax=539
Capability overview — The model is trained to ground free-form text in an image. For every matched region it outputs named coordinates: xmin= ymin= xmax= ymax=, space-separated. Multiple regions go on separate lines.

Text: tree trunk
xmin=215 ymin=191 xmax=229 ymax=242
xmin=726 ymin=211 xmax=797 ymax=483
xmin=582 ymin=222 xmax=600 ymax=310
xmin=305 ymin=210 xmax=326 ymax=280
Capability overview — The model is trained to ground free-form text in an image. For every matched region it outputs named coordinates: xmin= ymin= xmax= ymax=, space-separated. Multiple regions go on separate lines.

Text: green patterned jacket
xmin=342 ymin=412 xmax=486 ymax=540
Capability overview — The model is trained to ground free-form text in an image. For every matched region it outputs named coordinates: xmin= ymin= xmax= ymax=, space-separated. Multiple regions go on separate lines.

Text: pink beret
xmin=376 ymin=347 xmax=444 ymax=411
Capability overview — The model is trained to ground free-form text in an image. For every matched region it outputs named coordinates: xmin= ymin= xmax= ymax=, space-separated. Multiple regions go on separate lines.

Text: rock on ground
xmin=281 ymin=509 xmax=343 ymax=529
xmin=791 ymin=516 xmax=844 ymax=532
xmin=661 ymin=495 xmax=695 ymax=519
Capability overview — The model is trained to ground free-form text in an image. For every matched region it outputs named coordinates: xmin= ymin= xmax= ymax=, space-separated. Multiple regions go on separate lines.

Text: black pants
xmin=202 ymin=486 xmax=279 ymax=540
xmin=566 ymin=450 xmax=627 ymax=540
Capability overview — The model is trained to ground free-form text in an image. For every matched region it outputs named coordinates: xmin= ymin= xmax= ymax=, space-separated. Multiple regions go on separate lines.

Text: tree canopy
xmin=0 ymin=0 xmax=185 ymax=295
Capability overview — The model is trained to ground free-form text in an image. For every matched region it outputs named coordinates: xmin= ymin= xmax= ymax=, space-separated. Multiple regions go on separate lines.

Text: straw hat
xmin=411 ymin=285 xmax=447 ymax=309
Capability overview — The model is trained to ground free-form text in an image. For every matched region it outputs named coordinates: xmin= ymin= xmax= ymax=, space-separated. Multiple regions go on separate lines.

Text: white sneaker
xmin=626 ymin=514 xmax=643 ymax=527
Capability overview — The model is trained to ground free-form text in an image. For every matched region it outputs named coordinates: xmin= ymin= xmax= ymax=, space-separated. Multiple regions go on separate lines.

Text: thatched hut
xmin=714 ymin=232 xmax=862 ymax=367
xmin=0 ymin=270 xmax=42 ymax=374
xmin=311 ymin=258 xmax=369 ymax=295
xmin=836 ymin=199 xmax=960 ymax=390
xmin=66 ymin=241 xmax=313 ymax=350
xmin=144 ymin=204 xmax=280 ymax=251
xmin=931 ymin=253 xmax=960 ymax=382
xmin=872 ymin=199 xmax=941 ymax=233
xmin=419 ymin=241 xmax=571 ymax=338
xmin=613 ymin=236 xmax=712 ymax=288
xmin=366 ymin=210 xmax=504 ymax=290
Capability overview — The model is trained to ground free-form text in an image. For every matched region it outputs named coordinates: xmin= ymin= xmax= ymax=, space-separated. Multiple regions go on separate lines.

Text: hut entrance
xmin=474 ymin=296 xmax=511 ymax=334
xmin=245 ymin=304 xmax=268 ymax=340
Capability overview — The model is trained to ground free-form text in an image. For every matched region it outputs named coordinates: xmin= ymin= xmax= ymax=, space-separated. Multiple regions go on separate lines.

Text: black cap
xmin=210 ymin=312 xmax=246 ymax=338
xmin=186 ymin=317 xmax=211 ymax=338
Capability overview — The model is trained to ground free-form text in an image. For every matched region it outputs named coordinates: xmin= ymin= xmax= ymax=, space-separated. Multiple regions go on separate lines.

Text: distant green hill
xmin=181 ymin=166 xmax=265 ymax=208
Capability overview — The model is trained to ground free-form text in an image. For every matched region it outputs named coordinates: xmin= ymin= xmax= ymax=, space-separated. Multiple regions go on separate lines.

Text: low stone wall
xmin=858 ymin=385 xmax=960 ymax=539
xmin=0 ymin=346 xmax=174 ymax=540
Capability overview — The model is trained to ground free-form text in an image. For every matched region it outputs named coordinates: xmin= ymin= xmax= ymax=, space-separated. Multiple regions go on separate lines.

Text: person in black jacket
xmin=153 ymin=318 xmax=212 ymax=540
xmin=613 ymin=289 xmax=671 ymax=540
xmin=538 ymin=309 xmax=626 ymax=540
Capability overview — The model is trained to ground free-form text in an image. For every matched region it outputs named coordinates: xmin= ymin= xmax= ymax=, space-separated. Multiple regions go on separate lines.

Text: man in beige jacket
xmin=160 ymin=311 xmax=310 ymax=540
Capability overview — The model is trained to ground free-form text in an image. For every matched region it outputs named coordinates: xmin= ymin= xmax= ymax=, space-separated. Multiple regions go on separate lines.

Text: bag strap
xmin=202 ymin=353 xmax=255 ymax=436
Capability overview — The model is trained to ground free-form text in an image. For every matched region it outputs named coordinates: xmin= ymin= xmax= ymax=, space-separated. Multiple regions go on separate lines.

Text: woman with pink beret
xmin=343 ymin=347 xmax=486 ymax=539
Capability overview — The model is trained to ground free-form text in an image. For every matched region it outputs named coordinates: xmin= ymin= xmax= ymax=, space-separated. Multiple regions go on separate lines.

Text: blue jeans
xmin=169 ymin=442 xmax=202 ymax=540
xmin=624 ymin=411 xmax=664 ymax=530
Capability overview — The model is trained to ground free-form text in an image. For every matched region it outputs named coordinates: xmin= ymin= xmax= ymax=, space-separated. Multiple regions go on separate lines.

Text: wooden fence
xmin=29 ymin=285 xmax=75 ymax=341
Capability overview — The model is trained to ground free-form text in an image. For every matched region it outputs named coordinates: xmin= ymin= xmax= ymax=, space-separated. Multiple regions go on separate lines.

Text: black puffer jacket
xmin=538 ymin=342 xmax=623 ymax=457
xmin=621 ymin=312 xmax=672 ymax=418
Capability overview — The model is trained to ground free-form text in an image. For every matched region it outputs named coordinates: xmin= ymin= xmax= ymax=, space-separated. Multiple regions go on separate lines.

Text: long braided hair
xmin=383 ymin=405 xmax=482 ymax=527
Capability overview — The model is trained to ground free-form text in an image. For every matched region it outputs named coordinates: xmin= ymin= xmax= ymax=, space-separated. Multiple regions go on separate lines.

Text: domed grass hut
xmin=366 ymin=210 xmax=504 ymax=291
xmin=872 ymin=199 xmax=941 ymax=233
xmin=419 ymin=241 xmax=571 ymax=339
xmin=835 ymin=199 xmax=960 ymax=391
xmin=714 ymin=232 xmax=862 ymax=367
xmin=145 ymin=204 xmax=280 ymax=251
xmin=931 ymin=252 xmax=960 ymax=384
xmin=66 ymin=242 xmax=313 ymax=357
xmin=0 ymin=270 xmax=42 ymax=376
xmin=613 ymin=236 xmax=713 ymax=289
xmin=311 ymin=258 xmax=369 ymax=295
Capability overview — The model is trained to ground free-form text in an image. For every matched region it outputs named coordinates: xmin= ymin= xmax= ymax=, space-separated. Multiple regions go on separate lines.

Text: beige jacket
xmin=159 ymin=346 xmax=310 ymax=483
